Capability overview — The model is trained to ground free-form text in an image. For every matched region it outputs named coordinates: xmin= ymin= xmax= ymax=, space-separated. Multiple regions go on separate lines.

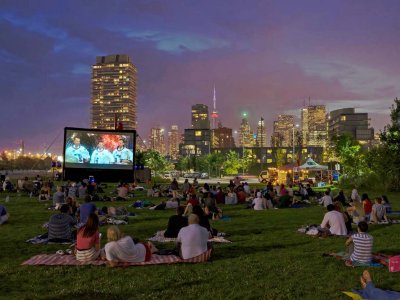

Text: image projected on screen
xmin=64 ymin=129 xmax=135 ymax=170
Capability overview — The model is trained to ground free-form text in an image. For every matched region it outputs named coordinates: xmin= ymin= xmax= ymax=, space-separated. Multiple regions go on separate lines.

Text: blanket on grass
xmin=26 ymin=233 xmax=74 ymax=245
xmin=325 ymin=251 xmax=389 ymax=267
xmin=21 ymin=249 xmax=212 ymax=266
xmin=148 ymin=233 xmax=231 ymax=243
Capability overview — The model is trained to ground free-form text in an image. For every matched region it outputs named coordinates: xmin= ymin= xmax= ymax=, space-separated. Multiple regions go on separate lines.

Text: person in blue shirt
xmin=90 ymin=141 xmax=114 ymax=164
xmin=112 ymin=138 xmax=133 ymax=164
xmin=78 ymin=195 xmax=97 ymax=225
xmin=65 ymin=137 xmax=90 ymax=163
xmin=0 ymin=205 xmax=9 ymax=224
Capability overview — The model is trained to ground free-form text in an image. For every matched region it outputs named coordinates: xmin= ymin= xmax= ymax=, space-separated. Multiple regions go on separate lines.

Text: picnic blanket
xmin=325 ymin=251 xmax=389 ymax=267
xmin=148 ymin=232 xmax=231 ymax=243
xmin=21 ymin=249 xmax=212 ymax=266
xmin=26 ymin=233 xmax=74 ymax=245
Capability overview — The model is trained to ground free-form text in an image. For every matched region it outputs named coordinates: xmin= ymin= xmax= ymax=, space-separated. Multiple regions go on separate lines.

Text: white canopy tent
xmin=298 ymin=157 xmax=328 ymax=170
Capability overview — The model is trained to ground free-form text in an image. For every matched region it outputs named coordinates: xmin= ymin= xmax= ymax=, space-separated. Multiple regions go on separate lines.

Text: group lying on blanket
xmin=73 ymin=212 xmax=211 ymax=266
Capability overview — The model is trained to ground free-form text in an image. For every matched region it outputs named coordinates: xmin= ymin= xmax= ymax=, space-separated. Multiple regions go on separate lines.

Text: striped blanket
xmin=21 ymin=248 xmax=212 ymax=266
xmin=147 ymin=235 xmax=231 ymax=243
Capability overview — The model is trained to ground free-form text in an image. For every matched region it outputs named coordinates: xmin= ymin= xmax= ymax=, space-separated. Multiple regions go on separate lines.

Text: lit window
xmin=341 ymin=116 xmax=346 ymax=121
xmin=195 ymin=131 xmax=202 ymax=137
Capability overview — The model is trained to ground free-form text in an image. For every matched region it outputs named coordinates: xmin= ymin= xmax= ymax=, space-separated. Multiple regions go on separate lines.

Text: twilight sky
xmin=1 ymin=0 xmax=399 ymax=153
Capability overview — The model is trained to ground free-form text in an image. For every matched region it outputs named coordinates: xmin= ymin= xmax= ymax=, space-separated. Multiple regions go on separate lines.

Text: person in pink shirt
xmin=75 ymin=213 xmax=101 ymax=262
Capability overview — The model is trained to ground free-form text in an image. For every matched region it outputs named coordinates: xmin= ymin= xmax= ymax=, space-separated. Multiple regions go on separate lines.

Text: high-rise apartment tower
xmin=91 ymin=54 xmax=137 ymax=130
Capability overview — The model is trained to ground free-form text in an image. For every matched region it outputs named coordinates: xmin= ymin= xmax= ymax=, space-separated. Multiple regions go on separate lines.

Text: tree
xmin=378 ymin=97 xmax=400 ymax=190
xmin=206 ymin=152 xmax=225 ymax=177
xmin=143 ymin=149 xmax=171 ymax=176
xmin=332 ymin=134 xmax=367 ymax=181
xmin=224 ymin=150 xmax=242 ymax=175
xmin=274 ymin=149 xmax=286 ymax=168
xmin=241 ymin=149 xmax=255 ymax=173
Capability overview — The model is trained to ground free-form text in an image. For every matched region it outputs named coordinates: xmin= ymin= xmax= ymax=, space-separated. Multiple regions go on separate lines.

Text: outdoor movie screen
xmin=63 ymin=127 xmax=136 ymax=170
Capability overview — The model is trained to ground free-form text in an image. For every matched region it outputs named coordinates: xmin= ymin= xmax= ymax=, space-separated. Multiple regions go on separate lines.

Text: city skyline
xmin=1 ymin=0 xmax=400 ymax=153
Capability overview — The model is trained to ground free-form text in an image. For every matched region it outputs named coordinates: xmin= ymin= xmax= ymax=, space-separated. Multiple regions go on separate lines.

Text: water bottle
xmin=5 ymin=195 xmax=9 ymax=202
xmin=30 ymin=192 xmax=32 ymax=198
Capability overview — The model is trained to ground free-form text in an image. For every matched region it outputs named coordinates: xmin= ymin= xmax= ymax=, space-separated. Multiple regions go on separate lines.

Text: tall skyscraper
xmin=191 ymin=104 xmax=210 ymax=129
xmin=239 ymin=113 xmax=254 ymax=147
xmin=149 ymin=127 xmax=165 ymax=155
xmin=256 ymin=118 xmax=267 ymax=147
xmin=301 ymin=105 xmax=327 ymax=147
xmin=91 ymin=54 xmax=137 ymax=130
xmin=271 ymin=115 xmax=294 ymax=147
xmin=168 ymin=125 xmax=180 ymax=160
xmin=210 ymin=85 xmax=219 ymax=129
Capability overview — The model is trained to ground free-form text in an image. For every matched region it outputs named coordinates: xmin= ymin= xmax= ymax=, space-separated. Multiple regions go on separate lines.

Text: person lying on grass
xmin=104 ymin=225 xmax=157 ymax=267
xmin=345 ymin=221 xmax=373 ymax=267
xmin=75 ymin=213 xmax=101 ymax=262
xmin=352 ymin=270 xmax=400 ymax=299
xmin=177 ymin=214 xmax=209 ymax=260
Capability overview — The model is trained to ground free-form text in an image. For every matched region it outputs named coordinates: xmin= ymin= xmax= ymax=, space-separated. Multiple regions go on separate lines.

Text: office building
xmin=301 ymin=105 xmax=327 ymax=147
xmin=271 ymin=115 xmax=295 ymax=147
xmin=168 ymin=125 xmax=180 ymax=160
xmin=212 ymin=124 xmax=235 ymax=149
xmin=91 ymin=54 xmax=137 ymax=130
xmin=239 ymin=113 xmax=255 ymax=147
xmin=256 ymin=118 xmax=267 ymax=147
xmin=328 ymin=108 xmax=374 ymax=144
xmin=192 ymin=104 xmax=210 ymax=129
xmin=149 ymin=127 xmax=165 ymax=155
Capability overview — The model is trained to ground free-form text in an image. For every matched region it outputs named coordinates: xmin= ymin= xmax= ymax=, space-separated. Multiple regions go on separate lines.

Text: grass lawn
xmin=0 ymin=187 xmax=399 ymax=299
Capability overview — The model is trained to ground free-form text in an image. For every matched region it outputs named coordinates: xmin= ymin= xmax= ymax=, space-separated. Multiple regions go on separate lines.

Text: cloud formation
xmin=0 ymin=0 xmax=399 ymax=152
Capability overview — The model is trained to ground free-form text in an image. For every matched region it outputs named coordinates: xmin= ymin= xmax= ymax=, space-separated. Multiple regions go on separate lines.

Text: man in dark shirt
xmin=164 ymin=206 xmax=188 ymax=238
xmin=48 ymin=204 xmax=77 ymax=242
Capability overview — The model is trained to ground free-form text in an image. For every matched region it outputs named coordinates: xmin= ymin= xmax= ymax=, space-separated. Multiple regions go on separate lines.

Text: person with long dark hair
xmin=75 ymin=213 xmax=101 ymax=262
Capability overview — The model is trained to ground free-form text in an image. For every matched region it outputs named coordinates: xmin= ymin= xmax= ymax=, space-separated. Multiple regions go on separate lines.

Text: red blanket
xmin=21 ymin=249 xmax=212 ymax=266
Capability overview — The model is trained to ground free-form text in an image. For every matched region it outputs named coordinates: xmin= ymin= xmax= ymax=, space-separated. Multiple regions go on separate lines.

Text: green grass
xmin=0 ymin=188 xmax=400 ymax=300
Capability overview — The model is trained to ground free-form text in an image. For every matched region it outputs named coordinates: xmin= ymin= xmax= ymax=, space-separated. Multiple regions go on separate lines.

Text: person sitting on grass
xmin=38 ymin=182 xmax=51 ymax=201
xmin=78 ymin=195 xmax=97 ymax=224
xmin=0 ymin=205 xmax=9 ymax=225
xmin=319 ymin=204 xmax=347 ymax=236
xmin=177 ymin=214 xmax=209 ymax=260
xmin=166 ymin=197 xmax=179 ymax=209
xmin=48 ymin=204 xmax=77 ymax=243
xmin=319 ymin=190 xmax=333 ymax=207
xmin=164 ymin=206 xmax=188 ymax=238
xmin=192 ymin=205 xmax=218 ymax=237
xmin=361 ymin=193 xmax=373 ymax=221
xmin=382 ymin=195 xmax=392 ymax=213
xmin=75 ymin=213 xmax=101 ymax=262
xmin=353 ymin=270 xmax=400 ymax=299
xmin=345 ymin=221 xmax=373 ymax=266
xmin=104 ymin=226 xmax=157 ymax=267
xmin=252 ymin=192 xmax=266 ymax=210
xmin=370 ymin=197 xmax=388 ymax=223
xmin=52 ymin=186 xmax=65 ymax=209
xmin=347 ymin=199 xmax=365 ymax=224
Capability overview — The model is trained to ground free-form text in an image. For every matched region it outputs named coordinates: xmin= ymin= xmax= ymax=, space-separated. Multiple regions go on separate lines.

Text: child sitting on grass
xmin=345 ymin=221 xmax=373 ymax=266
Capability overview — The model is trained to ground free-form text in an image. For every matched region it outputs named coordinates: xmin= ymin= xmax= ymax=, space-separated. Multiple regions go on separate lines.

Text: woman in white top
xmin=252 ymin=192 xmax=266 ymax=210
xmin=104 ymin=226 xmax=156 ymax=266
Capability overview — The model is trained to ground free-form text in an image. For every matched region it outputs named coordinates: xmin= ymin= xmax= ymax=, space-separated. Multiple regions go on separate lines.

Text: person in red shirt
xmin=361 ymin=193 xmax=372 ymax=220
xmin=75 ymin=213 xmax=101 ymax=262
xmin=236 ymin=187 xmax=246 ymax=204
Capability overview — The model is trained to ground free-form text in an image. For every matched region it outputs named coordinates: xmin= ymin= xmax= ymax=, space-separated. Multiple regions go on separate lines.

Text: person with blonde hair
xmin=104 ymin=226 xmax=156 ymax=267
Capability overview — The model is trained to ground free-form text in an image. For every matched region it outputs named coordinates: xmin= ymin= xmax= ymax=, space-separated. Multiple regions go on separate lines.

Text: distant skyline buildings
xmin=271 ymin=115 xmax=295 ymax=147
xmin=149 ymin=127 xmax=165 ymax=155
xmin=168 ymin=125 xmax=180 ymax=160
xmin=256 ymin=118 xmax=267 ymax=147
xmin=239 ymin=113 xmax=255 ymax=147
xmin=91 ymin=54 xmax=137 ymax=130
xmin=301 ymin=105 xmax=327 ymax=147
xmin=191 ymin=104 xmax=210 ymax=129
